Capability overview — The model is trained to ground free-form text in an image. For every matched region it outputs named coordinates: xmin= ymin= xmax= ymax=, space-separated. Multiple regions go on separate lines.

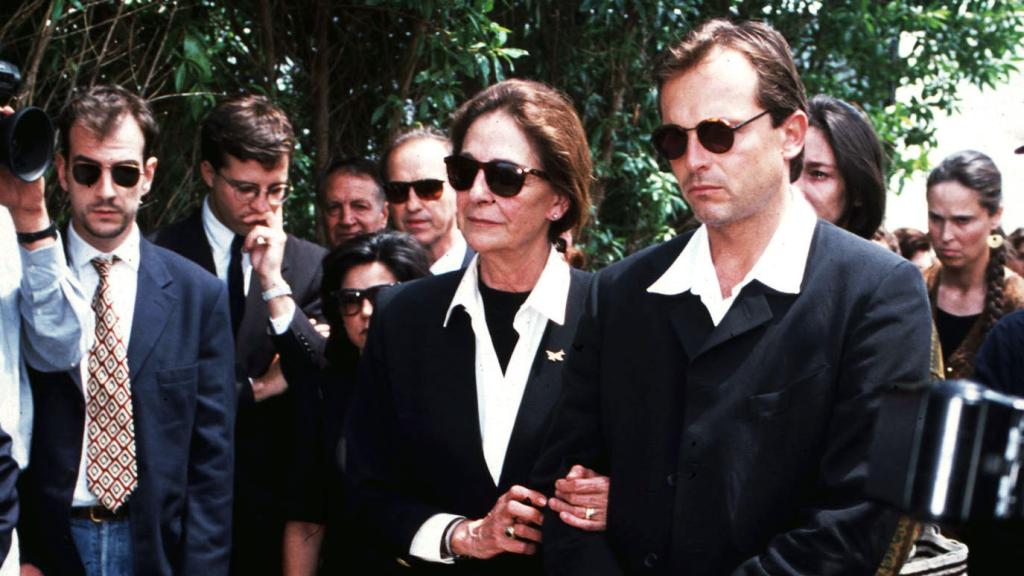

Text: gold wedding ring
xmin=584 ymin=507 xmax=595 ymax=520
xmin=505 ymin=524 xmax=516 ymax=539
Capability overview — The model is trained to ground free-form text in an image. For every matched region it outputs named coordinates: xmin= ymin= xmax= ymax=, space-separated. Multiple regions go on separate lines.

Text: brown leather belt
xmin=70 ymin=505 xmax=129 ymax=523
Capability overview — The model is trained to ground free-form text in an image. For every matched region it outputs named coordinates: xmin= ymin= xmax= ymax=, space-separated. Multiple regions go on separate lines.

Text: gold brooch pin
xmin=546 ymin=349 xmax=565 ymax=362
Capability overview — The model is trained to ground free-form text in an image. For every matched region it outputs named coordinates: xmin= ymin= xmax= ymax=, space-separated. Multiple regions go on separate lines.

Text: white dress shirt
xmin=67 ymin=224 xmax=141 ymax=507
xmin=429 ymin=230 xmax=469 ymax=275
xmin=409 ymin=246 xmax=572 ymax=562
xmin=202 ymin=197 xmax=252 ymax=293
xmin=648 ymin=187 xmax=817 ymax=325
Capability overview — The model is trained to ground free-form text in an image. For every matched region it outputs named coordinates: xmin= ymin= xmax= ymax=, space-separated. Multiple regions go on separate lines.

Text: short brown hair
xmin=655 ymin=18 xmax=808 ymax=182
xmin=449 ymin=79 xmax=592 ymax=243
xmin=201 ymin=94 xmax=294 ymax=170
xmin=59 ymin=84 xmax=159 ymax=159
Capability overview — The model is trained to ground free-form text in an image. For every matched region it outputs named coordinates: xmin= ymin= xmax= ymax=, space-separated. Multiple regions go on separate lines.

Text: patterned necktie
xmin=85 ymin=256 xmax=137 ymax=512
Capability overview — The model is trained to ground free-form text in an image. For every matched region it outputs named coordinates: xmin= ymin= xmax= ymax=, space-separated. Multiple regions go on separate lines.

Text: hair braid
xmin=982 ymin=226 xmax=1007 ymax=334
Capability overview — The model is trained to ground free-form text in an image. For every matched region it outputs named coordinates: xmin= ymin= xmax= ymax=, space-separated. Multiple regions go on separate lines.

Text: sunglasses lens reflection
xmin=483 ymin=162 xmax=527 ymax=197
xmin=652 ymin=126 xmax=687 ymax=160
xmin=111 ymin=166 xmax=141 ymax=187
xmin=696 ymin=121 xmax=735 ymax=154
xmin=410 ymin=180 xmax=444 ymax=200
xmin=445 ymin=156 xmax=478 ymax=191
xmin=71 ymin=163 xmax=101 ymax=186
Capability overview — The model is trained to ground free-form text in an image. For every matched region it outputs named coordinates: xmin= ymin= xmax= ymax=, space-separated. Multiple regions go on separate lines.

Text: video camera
xmin=868 ymin=379 xmax=1024 ymax=524
xmin=0 ymin=59 xmax=54 ymax=182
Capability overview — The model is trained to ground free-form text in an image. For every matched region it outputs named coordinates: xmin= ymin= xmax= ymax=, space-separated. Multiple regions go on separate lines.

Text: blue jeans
xmin=69 ymin=516 xmax=134 ymax=576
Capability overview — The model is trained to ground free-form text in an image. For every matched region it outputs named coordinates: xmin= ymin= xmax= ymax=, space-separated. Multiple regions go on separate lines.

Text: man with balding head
xmin=318 ymin=157 xmax=388 ymax=248
xmin=383 ymin=127 xmax=473 ymax=273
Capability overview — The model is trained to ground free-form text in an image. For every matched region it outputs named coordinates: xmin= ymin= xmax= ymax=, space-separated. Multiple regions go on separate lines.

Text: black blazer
xmin=346 ymin=265 xmax=592 ymax=575
xmin=535 ymin=222 xmax=933 ymax=575
xmin=151 ymin=208 xmax=327 ymax=574
xmin=18 ymin=239 xmax=236 ymax=575
xmin=150 ymin=209 xmax=328 ymax=386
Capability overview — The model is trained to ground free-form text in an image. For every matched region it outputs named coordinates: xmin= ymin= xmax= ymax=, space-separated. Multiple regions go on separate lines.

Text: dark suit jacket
xmin=151 ymin=208 xmax=327 ymax=573
xmin=346 ymin=266 xmax=592 ymax=575
xmin=535 ymin=222 xmax=933 ymax=575
xmin=0 ymin=426 xmax=16 ymax=568
xmin=18 ymin=239 xmax=236 ymax=576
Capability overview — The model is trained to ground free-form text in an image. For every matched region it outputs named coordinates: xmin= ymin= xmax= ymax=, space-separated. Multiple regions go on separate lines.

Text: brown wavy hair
xmin=655 ymin=18 xmax=808 ymax=183
xmin=448 ymin=79 xmax=592 ymax=245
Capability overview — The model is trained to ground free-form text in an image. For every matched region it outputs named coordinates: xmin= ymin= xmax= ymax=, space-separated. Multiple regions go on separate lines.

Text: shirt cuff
xmin=268 ymin=307 xmax=295 ymax=335
xmin=409 ymin=513 xmax=462 ymax=564
xmin=18 ymin=237 xmax=64 ymax=293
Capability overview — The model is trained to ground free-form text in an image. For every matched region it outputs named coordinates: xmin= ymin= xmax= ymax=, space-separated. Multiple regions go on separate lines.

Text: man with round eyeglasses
xmin=382 ymin=127 xmax=474 ymax=274
xmin=151 ymin=94 xmax=327 ymax=576
xmin=536 ymin=19 xmax=932 ymax=575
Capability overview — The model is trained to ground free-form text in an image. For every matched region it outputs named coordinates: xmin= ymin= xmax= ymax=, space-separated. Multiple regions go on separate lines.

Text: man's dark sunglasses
xmin=71 ymin=161 xmax=142 ymax=188
xmin=650 ymin=109 xmax=772 ymax=160
xmin=333 ymin=283 xmax=395 ymax=316
xmin=444 ymin=155 xmax=548 ymax=198
xmin=383 ymin=179 xmax=445 ymax=204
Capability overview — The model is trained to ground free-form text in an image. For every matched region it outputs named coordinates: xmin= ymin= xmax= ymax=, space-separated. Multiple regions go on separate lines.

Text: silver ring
xmin=584 ymin=507 xmax=595 ymax=520
xmin=505 ymin=524 xmax=516 ymax=539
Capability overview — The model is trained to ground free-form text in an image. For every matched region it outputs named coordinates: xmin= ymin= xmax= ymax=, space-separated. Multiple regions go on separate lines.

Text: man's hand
xmin=21 ymin=564 xmax=44 ymax=576
xmin=246 ymin=206 xmax=287 ymax=291
xmin=310 ymin=317 xmax=330 ymax=339
xmin=251 ymin=354 xmax=288 ymax=402
xmin=549 ymin=464 xmax=610 ymax=531
xmin=450 ymin=485 xmax=546 ymax=559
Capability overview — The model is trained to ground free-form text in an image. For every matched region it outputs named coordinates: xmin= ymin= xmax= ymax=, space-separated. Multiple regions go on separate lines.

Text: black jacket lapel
xmin=499 ymin=270 xmax=592 ymax=490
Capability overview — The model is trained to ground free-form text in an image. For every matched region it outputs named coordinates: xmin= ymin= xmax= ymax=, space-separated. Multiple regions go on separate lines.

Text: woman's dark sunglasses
xmin=650 ymin=109 xmax=771 ymax=160
xmin=333 ymin=283 xmax=395 ymax=316
xmin=383 ymin=179 xmax=445 ymax=204
xmin=444 ymin=155 xmax=548 ymax=198
xmin=71 ymin=161 xmax=142 ymax=188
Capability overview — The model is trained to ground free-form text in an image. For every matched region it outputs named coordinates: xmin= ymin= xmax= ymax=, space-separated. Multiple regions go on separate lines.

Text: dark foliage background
xmin=2 ymin=0 xmax=1021 ymax=267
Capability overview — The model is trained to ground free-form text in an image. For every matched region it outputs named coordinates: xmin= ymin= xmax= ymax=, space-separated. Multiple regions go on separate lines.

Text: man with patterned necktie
xmin=16 ymin=85 xmax=235 ymax=576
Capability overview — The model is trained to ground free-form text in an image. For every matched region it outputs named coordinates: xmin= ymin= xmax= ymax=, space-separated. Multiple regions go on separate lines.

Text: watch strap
xmin=16 ymin=221 xmax=58 ymax=244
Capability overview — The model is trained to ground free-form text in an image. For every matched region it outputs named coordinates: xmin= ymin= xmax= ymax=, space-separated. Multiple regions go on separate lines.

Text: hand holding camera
xmin=0 ymin=60 xmax=57 ymax=244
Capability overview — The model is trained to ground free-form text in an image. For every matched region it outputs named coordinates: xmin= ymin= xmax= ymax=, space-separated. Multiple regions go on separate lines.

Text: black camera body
xmin=868 ymin=379 xmax=1024 ymax=524
xmin=0 ymin=59 xmax=54 ymax=182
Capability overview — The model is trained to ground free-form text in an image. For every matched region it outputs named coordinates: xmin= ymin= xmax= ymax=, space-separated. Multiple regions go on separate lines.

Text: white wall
xmin=885 ymin=71 xmax=1024 ymax=234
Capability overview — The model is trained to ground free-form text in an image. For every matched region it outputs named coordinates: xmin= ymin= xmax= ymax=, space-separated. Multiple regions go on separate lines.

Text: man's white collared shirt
xmin=202 ymin=196 xmax=252 ymax=295
xmin=67 ymin=224 xmax=142 ymax=507
xmin=648 ymin=188 xmax=817 ymax=325
xmin=429 ymin=230 xmax=468 ymax=276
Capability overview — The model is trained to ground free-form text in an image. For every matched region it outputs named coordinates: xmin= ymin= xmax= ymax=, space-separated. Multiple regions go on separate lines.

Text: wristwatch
xmin=16 ymin=221 xmax=58 ymax=244
xmin=261 ymin=283 xmax=293 ymax=302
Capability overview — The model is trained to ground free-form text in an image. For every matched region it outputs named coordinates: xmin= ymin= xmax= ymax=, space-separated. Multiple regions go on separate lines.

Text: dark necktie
xmin=228 ymin=235 xmax=245 ymax=336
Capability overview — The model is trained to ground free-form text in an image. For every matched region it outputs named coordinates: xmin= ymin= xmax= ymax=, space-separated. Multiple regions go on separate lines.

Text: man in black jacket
xmin=151 ymin=95 xmax=326 ymax=575
xmin=535 ymin=19 xmax=932 ymax=575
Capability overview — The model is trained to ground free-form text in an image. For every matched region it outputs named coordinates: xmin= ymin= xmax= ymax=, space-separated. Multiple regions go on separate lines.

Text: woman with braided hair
xmin=924 ymin=149 xmax=1024 ymax=379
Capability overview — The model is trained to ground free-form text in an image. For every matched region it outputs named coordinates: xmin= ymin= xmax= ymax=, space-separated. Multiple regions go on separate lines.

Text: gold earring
xmin=988 ymin=233 xmax=1005 ymax=250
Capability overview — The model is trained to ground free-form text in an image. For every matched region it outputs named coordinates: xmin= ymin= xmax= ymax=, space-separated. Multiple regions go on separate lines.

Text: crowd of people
xmin=0 ymin=16 xmax=1022 ymax=576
